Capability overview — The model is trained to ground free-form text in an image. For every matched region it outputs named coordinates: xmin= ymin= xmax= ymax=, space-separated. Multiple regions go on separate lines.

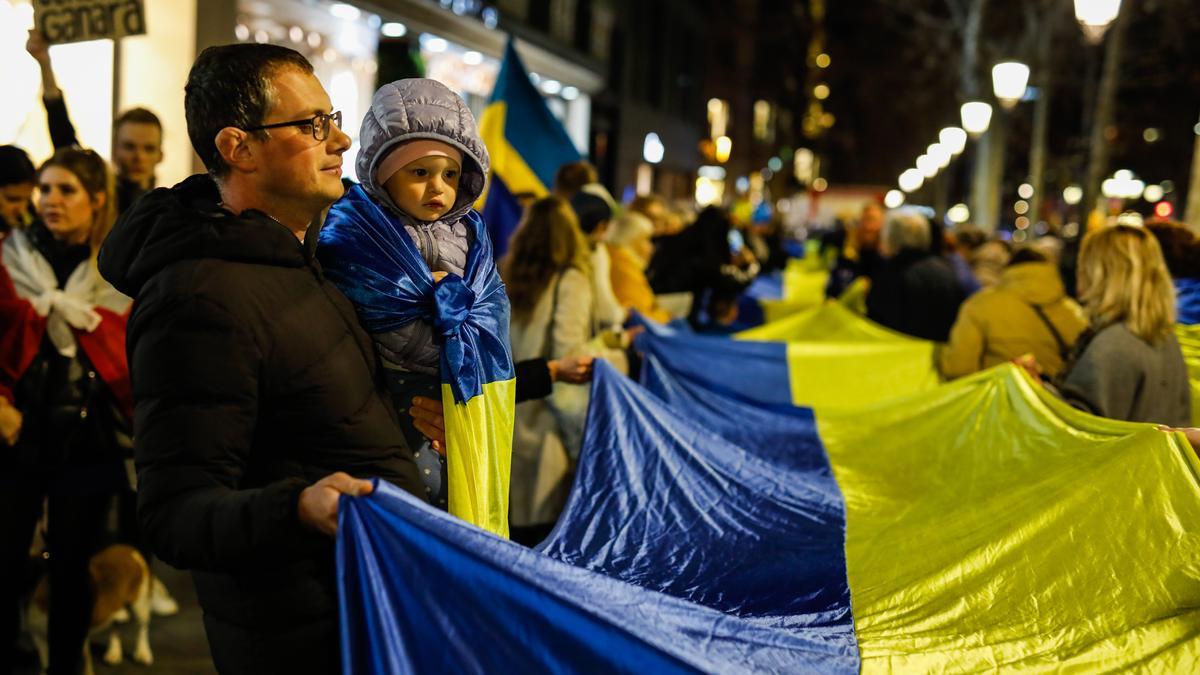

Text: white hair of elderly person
xmin=881 ymin=208 xmax=933 ymax=257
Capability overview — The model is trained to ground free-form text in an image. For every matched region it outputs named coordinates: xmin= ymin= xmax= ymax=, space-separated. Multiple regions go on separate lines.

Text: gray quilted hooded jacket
xmin=355 ymin=78 xmax=491 ymax=374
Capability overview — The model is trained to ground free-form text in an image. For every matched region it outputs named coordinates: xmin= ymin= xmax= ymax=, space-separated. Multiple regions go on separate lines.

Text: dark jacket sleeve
xmin=43 ymin=95 xmax=79 ymax=149
xmin=130 ymin=295 xmax=323 ymax=573
xmin=514 ymin=358 xmax=552 ymax=403
xmin=866 ymin=268 xmax=904 ymax=333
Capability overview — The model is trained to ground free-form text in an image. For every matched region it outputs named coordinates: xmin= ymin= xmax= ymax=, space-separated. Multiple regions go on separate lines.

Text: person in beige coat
xmin=503 ymin=197 xmax=625 ymax=543
xmin=940 ymin=248 xmax=1087 ymax=379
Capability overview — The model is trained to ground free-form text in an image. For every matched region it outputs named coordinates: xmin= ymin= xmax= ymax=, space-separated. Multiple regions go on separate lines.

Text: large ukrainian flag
xmin=477 ymin=39 xmax=582 ymax=257
xmin=334 ymin=295 xmax=1200 ymax=671
xmin=337 ymin=352 xmax=1200 ymax=672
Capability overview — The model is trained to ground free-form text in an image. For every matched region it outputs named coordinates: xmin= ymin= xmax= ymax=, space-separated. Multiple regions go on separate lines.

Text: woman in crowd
xmin=940 ymin=247 xmax=1087 ymax=379
xmin=0 ymin=148 xmax=131 ymax=673
xmin=608 ymin=209 xmax=673 ymax=324
xmin=1026 ymin=225 xmax=1190 ymax=426
xmin=504 ymin=196 xmax=625 ymax=544
xmin=569 ymin=191 xmax=627 ymax=330
xmin=0 ymin=146 xmax=37 ymax=237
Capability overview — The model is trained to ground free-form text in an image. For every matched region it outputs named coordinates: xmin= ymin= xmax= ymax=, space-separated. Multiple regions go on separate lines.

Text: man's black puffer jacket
xmin=98 ymin=175 xmax=424 ymax=672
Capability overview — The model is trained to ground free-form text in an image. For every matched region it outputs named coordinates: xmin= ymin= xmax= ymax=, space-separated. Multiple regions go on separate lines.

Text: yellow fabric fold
xmin=475 ymin=102 xmax=548 ymax=211
xmin=761 ymin=258 xmax=828 ymax=322
xmin=738 ymin=303 xmax=940 ymax=410
xmin=817 ymin=365 xmax=1200 ymax=671
xmin=441 ymin=378 xmax=515 ymax=538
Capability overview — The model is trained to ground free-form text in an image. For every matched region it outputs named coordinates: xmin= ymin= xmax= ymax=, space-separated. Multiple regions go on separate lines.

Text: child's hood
xmin=356 ymin=78 xmax=490 ymax=223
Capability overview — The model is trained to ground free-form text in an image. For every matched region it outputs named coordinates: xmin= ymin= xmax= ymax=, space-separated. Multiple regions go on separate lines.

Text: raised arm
xmin=26 ymin=29 xmax=79 ymax=149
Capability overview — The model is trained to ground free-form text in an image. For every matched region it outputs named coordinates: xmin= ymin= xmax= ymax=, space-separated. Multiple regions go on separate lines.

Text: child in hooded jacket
xmin=318 ymin=79 xmax=502 ymax=510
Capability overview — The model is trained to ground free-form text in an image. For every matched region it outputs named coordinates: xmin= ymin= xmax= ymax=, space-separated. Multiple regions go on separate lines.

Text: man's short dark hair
xmin=115 ymin=107 xmax=163 ymax=134
xmin=0 ymin=145 xmax=36 ymax=187
xmin=184 ymin=43 xmax=313 ymax=178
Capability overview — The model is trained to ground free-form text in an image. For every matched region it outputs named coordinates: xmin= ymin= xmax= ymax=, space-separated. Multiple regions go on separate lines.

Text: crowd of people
xmin=0 ymin=37 xmax=773 ymax=673
xmin=826 ymin=202 xmax=1194 ymax=428
xmin=0 ymin=33 xmax=1197 ymax=675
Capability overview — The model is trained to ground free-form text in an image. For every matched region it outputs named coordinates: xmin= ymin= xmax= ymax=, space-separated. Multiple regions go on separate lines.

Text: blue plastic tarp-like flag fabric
xmin=319 ymin=186 xmax=515 ymax=535
xmin=1178 ymin=277 xmax=1200 ymax=325
xmin=337 ymin=361 xmax=859 ymax=674
xmin=636 ymin=328 xmax=794 ymax=407
xmin=319 ymin=186 xmax=513 ymax=405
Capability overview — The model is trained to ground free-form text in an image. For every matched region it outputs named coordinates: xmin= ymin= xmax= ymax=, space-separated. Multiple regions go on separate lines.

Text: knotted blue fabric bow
xmin=317 ymin=185 xmax=514 ymax=403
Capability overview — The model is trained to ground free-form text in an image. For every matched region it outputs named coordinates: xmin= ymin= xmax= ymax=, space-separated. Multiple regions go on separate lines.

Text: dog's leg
xmin=103 ymin=628 xmax=123 ymax=665
xmin=131 ymin=573 xmax=154 ymax=666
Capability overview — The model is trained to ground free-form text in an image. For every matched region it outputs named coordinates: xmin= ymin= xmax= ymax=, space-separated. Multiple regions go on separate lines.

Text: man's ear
xmin=215 ymin=127 xmax=255 ymax=174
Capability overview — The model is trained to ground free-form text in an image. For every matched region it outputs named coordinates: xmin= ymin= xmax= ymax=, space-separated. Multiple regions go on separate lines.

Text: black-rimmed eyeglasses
xmin=244 ymin=111 xmax=342 ymax=141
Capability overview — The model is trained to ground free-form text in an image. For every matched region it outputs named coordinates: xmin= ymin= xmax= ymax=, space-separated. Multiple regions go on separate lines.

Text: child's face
xmin=383 ymin=155 xmax=461 ymax=222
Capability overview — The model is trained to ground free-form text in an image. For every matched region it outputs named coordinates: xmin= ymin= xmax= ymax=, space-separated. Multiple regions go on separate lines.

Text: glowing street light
xmin=1074 ymin=0 xmax=1122 ymax=44
xmin=1063 ymin=185 xmax=1083 ymax=205
xmin=899 ymin=169 xmax=924 ymax=193
xmin=884 ymin=189 xmax=905 ymax=209
xmin=916 ymin=154 xmax=939 ymax=179
xmin=992 ymin=62 xmax=1030 ymax=109
xmin=714 ymin=136 xmax=732 ymax=163
xmin=960 ymin=101 xmax=993 ymax=137
xmin=927 ymin=142 xmax=952 ymax=169
xmin=642 ymin=133 xmax=665 ymax=164
xmin=939 ymin=127 xmax=968 ymax=155
xmin=947 ymin=203 xmax=971 ymax=224
xmin=1101 ymin=171 xmax=1145 ymax=200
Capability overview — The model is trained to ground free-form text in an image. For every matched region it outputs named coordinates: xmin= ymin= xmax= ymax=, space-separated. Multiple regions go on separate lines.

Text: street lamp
xmin=960 ymin=101 xmax=993 ymax=137
xmin=991 ymin=62 xmax=1030 ymax=109
xmin=916 ymin=154 xmax=939 ymax=179
xmin=643 ymin=133 xmax=664 ymax=164
xmin=927 ymin=142 xmax=952 ymax=169
xmin=1074 ymin=0 xmax=1122 ymax=44
xmin=714 ymin=136 xmax=732 ymax=163
xmin=939 ymin=127 xmax=968 ymax=155
xmin=899 ymin=169 xmax=924 ymax=193
xmin=947 ymin=203 xmax=971 ymax=224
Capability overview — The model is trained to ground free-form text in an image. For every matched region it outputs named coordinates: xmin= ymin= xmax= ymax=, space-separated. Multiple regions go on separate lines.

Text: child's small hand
xmin=432 ymin=271 xmax=448 ymax=283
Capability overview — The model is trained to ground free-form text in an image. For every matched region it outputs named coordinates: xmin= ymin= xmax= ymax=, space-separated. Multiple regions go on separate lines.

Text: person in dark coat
xmin=866 ymin=210 xmax=965 ymax=341
xmin=96 ymin=44 xmax=423 ymax=675
xmin=825 ymin=202 xmax=885 ymax=299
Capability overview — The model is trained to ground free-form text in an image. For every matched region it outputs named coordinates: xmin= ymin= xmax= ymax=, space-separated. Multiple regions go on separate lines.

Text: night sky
xmin=736 ymin=1 xmax=1200 ymax=207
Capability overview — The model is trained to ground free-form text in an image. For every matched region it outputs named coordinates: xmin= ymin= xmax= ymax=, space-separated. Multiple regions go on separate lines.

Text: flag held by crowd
xmin=338 ymin=340 xmax=1200 ymax=671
